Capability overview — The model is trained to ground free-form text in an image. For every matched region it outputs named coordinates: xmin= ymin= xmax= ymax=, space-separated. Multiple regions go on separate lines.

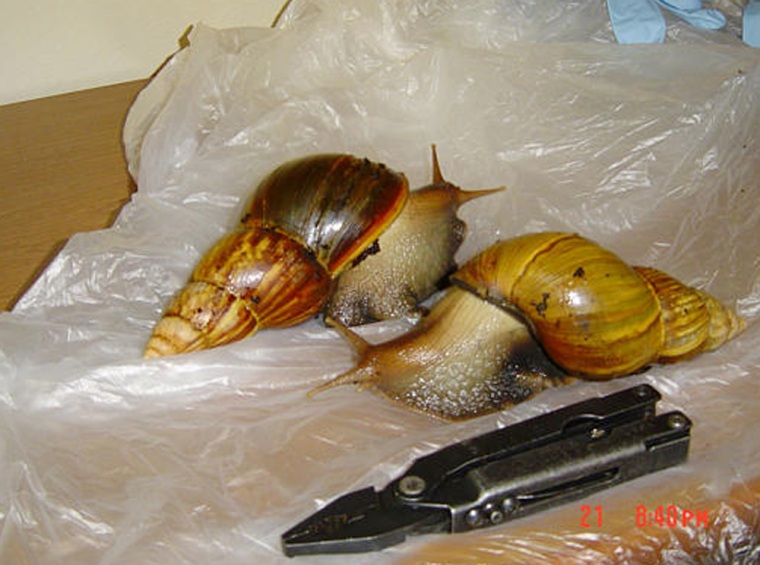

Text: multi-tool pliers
xmin=282 ymin=384 xmax=691 ymax=556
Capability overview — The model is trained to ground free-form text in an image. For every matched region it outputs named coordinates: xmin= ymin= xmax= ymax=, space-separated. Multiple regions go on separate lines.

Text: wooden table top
xmin=0 ymin=80 xmax=147 ymax=310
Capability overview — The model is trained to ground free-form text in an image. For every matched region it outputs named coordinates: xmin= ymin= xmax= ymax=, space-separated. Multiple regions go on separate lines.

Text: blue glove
xmin=607 ymin=0 xmax=726 ymax=44
xmin=745 ymin=0 xmax=760 ymax=47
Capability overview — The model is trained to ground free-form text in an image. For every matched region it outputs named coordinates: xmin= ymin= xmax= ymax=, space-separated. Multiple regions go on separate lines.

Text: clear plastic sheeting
xmin=2 ymin=1 xmax=759 ymax=563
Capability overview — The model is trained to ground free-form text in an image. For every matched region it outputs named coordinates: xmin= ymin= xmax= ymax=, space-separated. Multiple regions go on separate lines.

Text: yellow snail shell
xmin=313 ymin=231 xmax=745 ymax=419
xmin=452 ymin=232 xmax=746 ymax=378
xmin=325 ymin=146 xmax=503 ymax=326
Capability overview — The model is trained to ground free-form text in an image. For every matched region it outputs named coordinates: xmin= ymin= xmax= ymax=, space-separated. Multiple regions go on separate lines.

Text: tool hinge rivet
xmin=398 ymin=475 xmax=426 ymax=497
xmin=484 ymin=503 xmax=505 ymax=524
xmin=667 ymin=414 xmax=688 ymax=429
xmin=634 ymin=385 xmax=651 ymax=398
xmin=465 ymin=508 xmax=485 ymax=528
xmin=501 ymin=496 xmax=518 ymax=514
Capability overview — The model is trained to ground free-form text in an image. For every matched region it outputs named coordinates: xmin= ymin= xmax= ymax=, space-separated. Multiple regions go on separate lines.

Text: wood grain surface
xmin=0 ymin=79 xmax=146 ymax=310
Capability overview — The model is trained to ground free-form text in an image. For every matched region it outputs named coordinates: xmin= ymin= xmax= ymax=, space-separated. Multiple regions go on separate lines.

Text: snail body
xmin=144 ymin=148 xmax=500 ymax=358
xmin=314 ymin=232 xmax=745 ymax=419
xmin=315 ymin=288 xmax=571 ymax=420
xmin=325 ymin=147 xmax=503 ymax=326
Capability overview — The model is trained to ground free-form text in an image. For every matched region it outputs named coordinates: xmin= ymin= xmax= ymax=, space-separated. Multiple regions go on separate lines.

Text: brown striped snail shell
xmin=144 ymin=154 xmax=408 ymax=358
xmin=144 ymin=149 xmax=501 ymax=358
xmin=312 ymin=232 xmax=745 ymax=420
xmin=325 ymin=145 xmax=504 ymax=326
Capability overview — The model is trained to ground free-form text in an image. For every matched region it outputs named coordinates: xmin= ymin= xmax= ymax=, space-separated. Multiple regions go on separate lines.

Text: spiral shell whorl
xmin=634 ymin=266 xmax=746 ymax=363
xmin=143 ymin=281 xmax=260 ymax=358
xmin=144 ymin=227 xmax=332 ymax=357
xmin=192 ymin=227 xmax=332 ymax=328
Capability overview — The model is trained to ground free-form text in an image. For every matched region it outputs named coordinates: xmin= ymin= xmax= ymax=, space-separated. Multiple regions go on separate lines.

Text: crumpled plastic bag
xmin=2 ymin=1 xmax=759 ymax=563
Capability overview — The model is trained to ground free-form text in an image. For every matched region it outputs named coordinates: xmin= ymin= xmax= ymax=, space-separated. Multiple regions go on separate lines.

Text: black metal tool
xmin=281 ymin=384 xmax=691 ymax=557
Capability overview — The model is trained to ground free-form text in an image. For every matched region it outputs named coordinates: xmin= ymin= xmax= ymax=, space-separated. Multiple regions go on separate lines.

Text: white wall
xmin=0 ymin=0 xmax=288 ymax=105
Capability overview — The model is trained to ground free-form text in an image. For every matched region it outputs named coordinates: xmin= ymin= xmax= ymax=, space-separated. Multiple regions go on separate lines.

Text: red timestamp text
xmin=580 ymin=504 xmax=709 ymax=529
xmin=635 ymin=504 xmax=709 ymax=528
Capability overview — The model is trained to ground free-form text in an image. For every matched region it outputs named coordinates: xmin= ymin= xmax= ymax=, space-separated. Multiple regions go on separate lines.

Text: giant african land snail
xmin=313 ymin=232 xmax=745 ymax=420
xmin=144 ymin=147 xmax=500 ymax=357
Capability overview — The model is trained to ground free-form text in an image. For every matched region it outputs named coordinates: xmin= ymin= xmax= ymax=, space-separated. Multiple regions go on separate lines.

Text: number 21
xmin=581 ymin=504 xmax=603 ymax=528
